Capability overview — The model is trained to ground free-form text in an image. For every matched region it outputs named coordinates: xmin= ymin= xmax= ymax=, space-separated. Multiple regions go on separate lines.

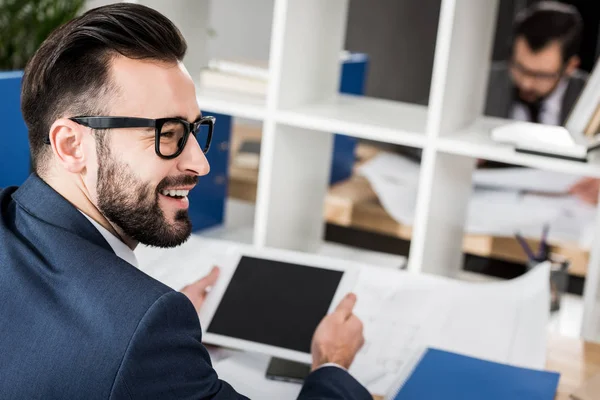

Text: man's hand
xmin=180 ymin=266 xmax=219 ymax=313
xmin=310 ymin=293 xmax=365 ymax=371
xmin=569 ymin=177 xmax=600 ymax=205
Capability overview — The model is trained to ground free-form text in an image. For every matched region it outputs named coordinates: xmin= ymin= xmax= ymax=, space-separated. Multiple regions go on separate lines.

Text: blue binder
xmin=0 ymin=71 xmax=30 ymax=189
xmin=187 ymin=112 xmax=231 ymax=231
xmin=331 ymin=53 xmax=369 ymax=185
xmin=389 ymin=348 xmax=560 ymax=400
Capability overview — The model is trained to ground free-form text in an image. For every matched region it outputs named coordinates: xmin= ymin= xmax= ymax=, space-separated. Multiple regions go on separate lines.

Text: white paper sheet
xmin=466 ymin=189 xmax=561 ymax=237
xmin=473 ymin=167 xmax=581 ymax=194
xmin=365 ymin=174 xmax=419 ymax=225
xmin=358 ymin=153 xmax=595 ymax=246
xmin=135 ymin=235 xmax=239 ymax=291
xmin=358 ymin=152 xmax=420 ymax=187
xmin=349 ymin=263 xmax=550 ymax=395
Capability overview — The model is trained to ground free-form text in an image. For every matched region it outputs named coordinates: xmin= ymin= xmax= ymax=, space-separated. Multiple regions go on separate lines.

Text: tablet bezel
xmin=199 ymin=246 xmax=360 ymax=364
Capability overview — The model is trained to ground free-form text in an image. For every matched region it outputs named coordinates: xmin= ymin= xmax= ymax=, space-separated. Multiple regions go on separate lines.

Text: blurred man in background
xmin=485 ymin=1 xmax=598 ymax=204
xmin=485 ymin=1 xmax=586 ymax=125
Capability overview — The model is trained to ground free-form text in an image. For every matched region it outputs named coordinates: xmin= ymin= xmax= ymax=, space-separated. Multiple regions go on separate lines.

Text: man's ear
xmin=565 ymin=55 xmax=580 ymax=76
xmin=48 ymin=118 xmax=88 ymax=174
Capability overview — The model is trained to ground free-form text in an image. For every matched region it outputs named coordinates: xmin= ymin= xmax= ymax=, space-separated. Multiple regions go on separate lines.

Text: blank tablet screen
xmin=206 ymin=256 xmax=344 ymax=353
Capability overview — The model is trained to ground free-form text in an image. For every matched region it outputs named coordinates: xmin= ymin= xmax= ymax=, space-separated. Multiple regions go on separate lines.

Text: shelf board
xmin=196 ymin=86 xmax=267 ymax=120
xmin=275 ymin=94 xmax=428 ymax=147
xmin=437 ymin=117 xmax=600 ymax=178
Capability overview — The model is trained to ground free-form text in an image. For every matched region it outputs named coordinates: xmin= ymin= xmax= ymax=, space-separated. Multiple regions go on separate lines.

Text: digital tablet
xmin=199 ymin=246 xmax=360 ymax=364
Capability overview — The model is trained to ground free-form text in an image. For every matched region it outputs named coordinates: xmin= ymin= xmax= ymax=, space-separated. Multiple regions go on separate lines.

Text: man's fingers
xmin=334 ymin=293 xmax=357 ymax=320
xmin=581 ymin=192 xmax=598 ymax=205
xmin=182 ymin=266 xmax=220 ymax=294
xmin=569 ymin=178 xmax=587 ymax=193
xmin=197 ymin=266 xmax=220 ymax=288
xmin=570 ymin=178 xmax=596 ymax=193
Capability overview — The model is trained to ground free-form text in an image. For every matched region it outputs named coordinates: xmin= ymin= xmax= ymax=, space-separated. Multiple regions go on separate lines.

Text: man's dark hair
xmin=514 ymin=1 xmax=583 ymax=63
xmin=21 ymin=3 xmax=187 ymax=175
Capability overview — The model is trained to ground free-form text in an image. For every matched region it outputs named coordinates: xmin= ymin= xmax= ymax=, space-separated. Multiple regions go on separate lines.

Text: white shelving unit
xmin=142 ymin=0 xmax=600 ymax=343
xmin=196 ymin=87 xmax=267 ymax=121
xmin=276 ymin=96 xmax=429 ymax=147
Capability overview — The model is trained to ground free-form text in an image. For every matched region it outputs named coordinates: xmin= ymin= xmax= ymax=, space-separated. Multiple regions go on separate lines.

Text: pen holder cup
xmin=528 ymin=256 xmax=570 ymax=313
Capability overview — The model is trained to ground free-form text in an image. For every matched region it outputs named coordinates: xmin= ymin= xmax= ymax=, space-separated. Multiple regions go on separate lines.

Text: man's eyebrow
xmin=164 ymin=114 xmax=203 ymax=122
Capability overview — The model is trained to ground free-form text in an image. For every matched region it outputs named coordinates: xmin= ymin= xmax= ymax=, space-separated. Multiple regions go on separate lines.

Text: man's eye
xmin=160 ymin=131 xmax=175 ymax=138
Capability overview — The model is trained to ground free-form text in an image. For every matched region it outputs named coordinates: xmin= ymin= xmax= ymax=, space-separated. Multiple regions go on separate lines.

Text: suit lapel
xmin=12 ymin=174 xmax=113 ymax=253
xmin=560 ymin=77 xmax=583 ymax=124
xmin=498 ymin=74 xmax=514 ymax=119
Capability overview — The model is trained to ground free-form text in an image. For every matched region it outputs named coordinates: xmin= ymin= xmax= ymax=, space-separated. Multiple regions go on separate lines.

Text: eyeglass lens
xmin=158 ymin=120 xmax=210 ymax=156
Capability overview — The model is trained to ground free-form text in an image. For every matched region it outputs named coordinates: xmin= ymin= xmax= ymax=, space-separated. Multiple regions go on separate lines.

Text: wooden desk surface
xmin=372 ymin=334 xmax=600 ymax=400
xmin=547 ymin=334 xmax=600 ymax=399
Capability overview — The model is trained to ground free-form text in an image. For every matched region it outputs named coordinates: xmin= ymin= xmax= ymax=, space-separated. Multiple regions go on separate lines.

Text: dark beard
xmin=513 ymin=85 xmax=546 ymax=108
xmin=512 ymin=75 xmax=561 ymax=107
xmin=96 ymin=145 xmax=196 ymax=248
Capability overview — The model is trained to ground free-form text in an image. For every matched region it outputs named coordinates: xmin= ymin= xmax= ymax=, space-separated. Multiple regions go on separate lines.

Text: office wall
xmin=206 ymin=0 xmax=274 ymax=62
xmin=85 ymin=0 xmax=122 ymax=11
xmin=344 ymin=0 xmax=441 ymax=105
xmin=491 ymin=0 xmax=522 ymax=62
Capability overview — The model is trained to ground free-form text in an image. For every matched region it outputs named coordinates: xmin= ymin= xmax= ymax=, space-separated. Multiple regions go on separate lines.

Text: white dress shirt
xmin=509 ymin=78 xmax=569 ymax=126
xmin=79 ymin=211 xmax=139 ymax=268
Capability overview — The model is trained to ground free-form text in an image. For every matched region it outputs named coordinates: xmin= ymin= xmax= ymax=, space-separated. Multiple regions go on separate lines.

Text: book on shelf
xmin=199 ymin=52 xmax=365 ymax=97
xmin=566 ymin=60 xmax=600 ymax=136
xmin=199 ymin=58 xmax=268 ymax=96
xmin=207 ymin=58 xmax=269 ymax=81
xmin=584 ymin=102 xmax=600 ymax=137
xmin=199 ymin=68 xmax=267 ymax=96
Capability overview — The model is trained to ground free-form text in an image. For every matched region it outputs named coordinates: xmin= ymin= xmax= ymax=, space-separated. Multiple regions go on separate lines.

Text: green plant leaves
xmin=0 ymin=0 xmax=85 ymax=71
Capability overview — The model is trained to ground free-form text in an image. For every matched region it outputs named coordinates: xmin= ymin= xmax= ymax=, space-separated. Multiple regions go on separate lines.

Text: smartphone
xmin=265 ymin=357 xmax=311 ymax=384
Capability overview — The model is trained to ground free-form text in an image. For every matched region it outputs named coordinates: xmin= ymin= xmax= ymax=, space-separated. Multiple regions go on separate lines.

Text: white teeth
xmin=160 ymin=189 xmax=190 ymax=197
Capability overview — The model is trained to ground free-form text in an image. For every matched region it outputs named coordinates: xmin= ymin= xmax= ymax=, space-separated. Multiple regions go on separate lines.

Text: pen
xmin=515 ymin=232 xmax=536 ymax=262
xmin=539 ymin=224 xmax=549 ymax=260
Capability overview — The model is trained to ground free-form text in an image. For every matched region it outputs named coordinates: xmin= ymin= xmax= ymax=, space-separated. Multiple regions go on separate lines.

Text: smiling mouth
xmin=160 ymin=189 xmax=190 ymax=199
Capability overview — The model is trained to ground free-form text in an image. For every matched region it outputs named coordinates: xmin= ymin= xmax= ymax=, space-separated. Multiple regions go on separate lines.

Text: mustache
xmin=156 ymin=175 xmax=199 ymax=191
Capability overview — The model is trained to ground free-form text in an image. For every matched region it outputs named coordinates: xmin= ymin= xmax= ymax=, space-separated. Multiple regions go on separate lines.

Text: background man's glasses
xmin=509 ymin=60 xmax=565 ymax=81
xmin=44 ymin=115 xmax=215 ymax=159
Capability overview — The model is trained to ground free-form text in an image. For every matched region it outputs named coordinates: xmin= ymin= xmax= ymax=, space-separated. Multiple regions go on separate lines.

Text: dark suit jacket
xmin=0 ymin=174 xmax=371 ymax=400
xmin=484 ymin=62 xmax=588 ymax=124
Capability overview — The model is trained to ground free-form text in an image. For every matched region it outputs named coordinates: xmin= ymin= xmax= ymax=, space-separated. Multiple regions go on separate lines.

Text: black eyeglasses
xmin=44 ymin=115 xmax=215 ymax=159
xmin=510 ymin=60 xmax=565 ymax=81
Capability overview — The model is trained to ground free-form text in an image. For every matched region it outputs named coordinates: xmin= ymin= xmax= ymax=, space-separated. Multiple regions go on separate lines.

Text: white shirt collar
xmin=79 ymin=211 xmax=139 ymax=268
xmin=542 ymin=77 xmax=569 ymax=117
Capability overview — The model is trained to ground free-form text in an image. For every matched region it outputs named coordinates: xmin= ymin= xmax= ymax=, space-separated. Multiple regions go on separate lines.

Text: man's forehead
xmin=108 ymin=56 xmax=199 ymax=120
xmin=514 ymin=37 xmax=562 ymax=66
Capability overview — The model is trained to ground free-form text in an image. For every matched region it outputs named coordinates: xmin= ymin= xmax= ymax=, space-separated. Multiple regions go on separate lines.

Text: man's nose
xmin=177 ymin=134 xmax=210 ymax=176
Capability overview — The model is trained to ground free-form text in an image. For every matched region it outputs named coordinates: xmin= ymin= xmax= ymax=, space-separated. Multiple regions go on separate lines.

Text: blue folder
xmin=390 ymin=348 xmax=560 ymax=400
